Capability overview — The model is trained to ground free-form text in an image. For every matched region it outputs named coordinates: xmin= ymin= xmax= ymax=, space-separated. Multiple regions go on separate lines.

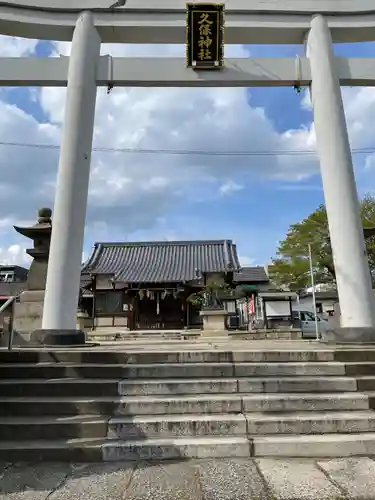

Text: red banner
xmin=248 ymin=295 xmax=255 ymax=315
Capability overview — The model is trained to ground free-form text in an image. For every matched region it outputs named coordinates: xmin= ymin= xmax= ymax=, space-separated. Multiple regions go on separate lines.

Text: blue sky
xmin=0 ymin=38 xmax=374 ymax=267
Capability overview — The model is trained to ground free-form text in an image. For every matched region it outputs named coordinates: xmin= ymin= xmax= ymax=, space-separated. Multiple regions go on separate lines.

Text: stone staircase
xmin=2 ymin=346 xmax=375 ymax=461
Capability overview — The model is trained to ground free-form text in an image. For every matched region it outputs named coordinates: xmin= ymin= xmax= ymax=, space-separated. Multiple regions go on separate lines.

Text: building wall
xmin=293 ymin=296 xmax=338 ymax=317
xmin=95 ymin=275 xmax=114 ymax=290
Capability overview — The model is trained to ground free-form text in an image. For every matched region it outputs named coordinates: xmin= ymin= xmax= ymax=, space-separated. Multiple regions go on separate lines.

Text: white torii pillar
xmin=307 ymin=15 xmax=375 ymax=342
xmin=34 ymin=11 xmax=101 ymax=344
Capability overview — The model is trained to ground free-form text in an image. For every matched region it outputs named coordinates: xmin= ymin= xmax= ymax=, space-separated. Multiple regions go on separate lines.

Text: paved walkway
xmin=2 ymin=457 xmax=375 ymax=499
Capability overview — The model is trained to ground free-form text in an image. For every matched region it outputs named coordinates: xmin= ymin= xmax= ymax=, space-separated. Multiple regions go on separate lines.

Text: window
xmin=225 ymin=301 xmax=236 ymax=313
xmin=304 ymin=311 xmax=315 ymax=321
xmin=0 ymin=272 xmax=14 ymax=282
xmin=95 ymin=291 xmax=123 ymax=314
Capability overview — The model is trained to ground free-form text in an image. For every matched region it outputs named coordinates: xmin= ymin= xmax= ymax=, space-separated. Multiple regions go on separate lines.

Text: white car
xmin=292 ymin=310 xmax=329 ymax=339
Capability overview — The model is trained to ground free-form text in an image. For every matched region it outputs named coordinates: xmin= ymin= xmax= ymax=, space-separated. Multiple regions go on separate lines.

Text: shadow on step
xmin=0 ymin=351 xmax=192 ymax=465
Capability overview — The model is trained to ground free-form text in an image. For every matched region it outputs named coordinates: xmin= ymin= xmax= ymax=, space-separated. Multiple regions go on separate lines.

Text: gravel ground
xmin=1 ymin=457 xmax=375 ymax=499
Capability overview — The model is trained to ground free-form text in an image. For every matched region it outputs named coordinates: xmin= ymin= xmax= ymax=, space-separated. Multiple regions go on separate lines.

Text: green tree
xmin=270 ymin=194 xmax=375 ymax=292
xmin=187 ymin=276 xmax=232 ymax=309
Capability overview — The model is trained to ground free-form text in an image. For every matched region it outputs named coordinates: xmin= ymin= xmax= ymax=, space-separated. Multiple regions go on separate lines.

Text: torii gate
xmin=3 ymin=1 xmax=375 ymax=343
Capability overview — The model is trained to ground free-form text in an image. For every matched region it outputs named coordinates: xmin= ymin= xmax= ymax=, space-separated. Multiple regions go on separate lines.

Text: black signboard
xmin=186 ymin=3 xmax=224 ymax=70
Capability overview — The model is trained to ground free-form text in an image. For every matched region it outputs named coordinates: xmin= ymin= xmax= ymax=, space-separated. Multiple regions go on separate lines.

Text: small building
xmin=0 ymin=265 xmax=28 ymax=284
xmin=80 ymin=240 xmax=241 ymax=330
xmin=297 ymin=290 xmax=338 ymax=318
xmin=0 ymin=265 xmax=28 ymax=303
xmin=0 ymin=265 xmax=29 ymax=333
xmin=258 ymin=290 xmax=298 ymax=329
xmin=232 ymin=266 xmax=270 ymax=328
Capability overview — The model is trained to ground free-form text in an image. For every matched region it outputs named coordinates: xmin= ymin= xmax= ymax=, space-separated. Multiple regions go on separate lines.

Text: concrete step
xmin=0 ymin=363 xmax=235 ymax=379
xmin=0 ymin=414 xmax=247 ymax=441
xmin=107 ymin=411 xmax=375 ymax=438
xmin=0 ymin=361 xmax=349 ymax=379
xmin=0 ymin=375 xmax=359 ymax=397
xmin=241 ymin=392 xmax=370 ymax=412
xmin=2 ymin=431 xmax=375 ymax=461
xmin=0 ymin=379 xmax=121 ymax=397
xmin=0 ymin=392 xmax=369 ymax=417
xmin=0 ymin=349 xmax=338 ymax=364
xmin=107 ymin=414 xmax=247 ymax=439
xmin=118 ymin=376 xmax=359 ymax=395
xmin=345 ymin=362 xmax=375 ymax=375
xmin=0 ymin=394 xmax=242 ymax=416
xmin=252 ymin=432 xmax=375 ymax=457
xmin=245 ymin=411 xmax=375 ymax=434
xmin=334 ymin=351 xmax=375 ymax=363
xmin=355 ymin=376 xmax=375 ymax=391
xmin=0 ymin=415 xmax=109 ymax=441
xmin=103 ymin=436 xmax=253 ymax=461
xmin=0 ymin=436 xmax=252 ymax=462
xmin=0 ymin=437 xmax=104 ymax=462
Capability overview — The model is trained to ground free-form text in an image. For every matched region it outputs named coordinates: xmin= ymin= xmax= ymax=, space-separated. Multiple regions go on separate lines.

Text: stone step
xmin=118 ymin=376 xmax=359 ymax=395
xmin=2 ymin=432 xmax=375 ymax=461
xmin=0 ymin=394 xmax=239 ymax=416
xmin=108 ymin=414 xmax=247 ymax=439
xmin=0 ymin=379 xmax=121 ymax=398
xmin=245 ymin=411 xmax=375 ymax=434
xmin=355 ymin=376 xmax=375 ymax=391
xmin=0 ymin=361 xmax=350 ymax=379
xmin=0 ymin=436 xmax=251 ymax=462
xmin=0 ymin=375 xmax=359 ymax=397
xmin=0 ymin=363 xmax=235 ymax=379
xmin=0 ymin=437 xmax=105 ymax=462
xmin=0 ymin=415 xmax=109 ymax=441
xmin=0 ymin=392 xmax=368 ymax=417
xmin=334 ymin=351 xmax=375 ymax=363
xmin=241 ymin=392 xmax=370 ymax=412
xmin=0 ymin=414 xmax=247 ymax=441
xmin=345 ymin=362 xmax=375 ymax=375
xmin=107 ymin=411 xmax=375 ymax=439
xmin=0 ymin=349 xmax=338 ymax=364
xmin=252 ymin=432 xmax=375 ymax=457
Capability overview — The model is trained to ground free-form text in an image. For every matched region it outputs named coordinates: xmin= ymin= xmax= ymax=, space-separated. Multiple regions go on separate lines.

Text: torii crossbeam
xmin=2 ymin=1 xmax=375 ymax=344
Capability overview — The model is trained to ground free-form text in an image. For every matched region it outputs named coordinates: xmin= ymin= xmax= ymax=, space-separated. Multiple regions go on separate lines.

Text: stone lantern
xmin=14 ymin=207 xmax=52 ymax=291
xmin=12 ymin=208 xmax=52 ymax=339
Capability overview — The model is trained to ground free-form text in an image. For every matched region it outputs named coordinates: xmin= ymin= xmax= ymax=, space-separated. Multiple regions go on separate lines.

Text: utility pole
xmin=308 ymin=243 xmax=320 ymax=340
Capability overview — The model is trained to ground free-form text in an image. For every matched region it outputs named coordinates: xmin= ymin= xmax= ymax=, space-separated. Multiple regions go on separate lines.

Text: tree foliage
xmin=269 ymin=194 xmax=375 ymax=292
xmin=187 ymin=276 xmax=232 ymax=309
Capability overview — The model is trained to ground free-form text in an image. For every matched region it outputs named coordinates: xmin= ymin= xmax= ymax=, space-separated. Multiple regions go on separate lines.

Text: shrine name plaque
xmin=186 ymin=3 xmax=224 ymax=70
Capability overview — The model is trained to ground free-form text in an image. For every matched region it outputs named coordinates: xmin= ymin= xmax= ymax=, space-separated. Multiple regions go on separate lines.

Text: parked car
xmin=292 ymin=309 xmax=329 ymax=338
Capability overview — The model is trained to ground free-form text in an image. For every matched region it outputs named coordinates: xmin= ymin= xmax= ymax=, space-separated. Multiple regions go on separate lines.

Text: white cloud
xmin=0 ymin=244 xmax=30 ymax=266
xmin=219 ymin=180 xmax=244 ymax=196
xmin=0 ymin=37 xmax=374 ymax=263
xmin=35 ymin=41 xmax=326 ymax=235
xmin=0 ymin=35 xmax=38 ymax=56
xmin=238 ymin=255 xmax=256 ymax=267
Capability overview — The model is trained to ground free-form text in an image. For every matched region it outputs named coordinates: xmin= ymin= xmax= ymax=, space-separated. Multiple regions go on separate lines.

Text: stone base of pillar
xmin=323 ymin=327 xmax=375 ymax=344
xmin=31 ymin=329 xmax=86 ymax=346
xmin=200 ymin=309 xmax=228 ymax=334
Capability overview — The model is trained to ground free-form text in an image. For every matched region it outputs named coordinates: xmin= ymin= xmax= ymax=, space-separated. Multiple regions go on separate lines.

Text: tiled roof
xmin=234 ymin=266 xmax=269 ymax=283
xmin=300 ymin=290 xmax=338 ymax=300
xmin=82 ymin=240 xmax=241 ymax=284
